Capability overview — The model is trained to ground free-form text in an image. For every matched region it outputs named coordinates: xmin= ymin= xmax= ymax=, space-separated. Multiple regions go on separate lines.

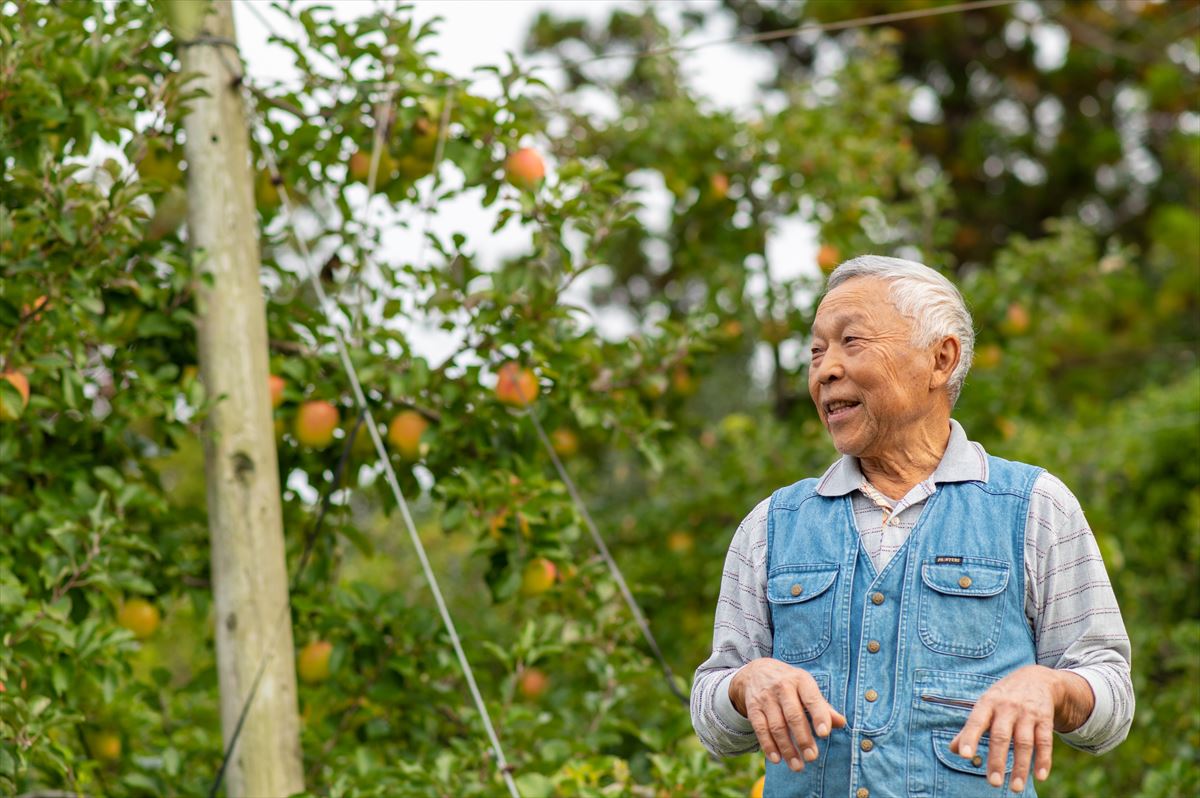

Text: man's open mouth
xmin=824 ymin=400 xmax=861 ymax=420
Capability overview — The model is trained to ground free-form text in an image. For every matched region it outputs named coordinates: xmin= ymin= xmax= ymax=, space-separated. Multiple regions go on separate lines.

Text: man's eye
xmin=811 ymin=348 xmax=824 ymax=357
xmin=843 ymin=336 xmax=859 ymax=344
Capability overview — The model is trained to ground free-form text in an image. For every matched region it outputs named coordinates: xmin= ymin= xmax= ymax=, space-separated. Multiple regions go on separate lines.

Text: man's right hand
xmin=729 ymin=658 xmax=848 ymax=772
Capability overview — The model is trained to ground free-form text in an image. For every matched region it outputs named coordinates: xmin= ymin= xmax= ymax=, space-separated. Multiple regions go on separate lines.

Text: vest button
xmin=972 ymin=754 xmax=983 ymax=767
xmin=959 ymin=575 xmax=973 ymax=589
xmin=791 ymin=583 xmax=803 ymax=596
xmin=871 ymin=592 xmax=885 ymax=605
xmin=856 ymin=789 xmax=870 ymax=798
xmin=864 ymin=688 xmax=879 ymax=702
xmin=866 ymin=640 xmax=881 ymax=653
xmin=860 ymin=739 xmax=874 ymax=752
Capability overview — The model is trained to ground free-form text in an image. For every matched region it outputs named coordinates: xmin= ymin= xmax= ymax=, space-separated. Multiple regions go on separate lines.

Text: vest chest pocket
xmin=767 ymin=564 xmax=840 ymax=663
xmin=917 ymin=558 xmax=1010 ymax=658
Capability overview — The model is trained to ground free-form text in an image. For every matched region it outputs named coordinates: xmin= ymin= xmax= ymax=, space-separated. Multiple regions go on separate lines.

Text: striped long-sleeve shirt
xmin=691 ymin=419 xmax=1133 ymax=758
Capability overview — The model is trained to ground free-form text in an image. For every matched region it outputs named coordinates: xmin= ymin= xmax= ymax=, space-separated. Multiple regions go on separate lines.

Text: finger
xmin=779 ymin=690 xmax=819 ymax=762
xmin=764 ymin=702 xmax=805 ymax=772
xmin=986 ymin=711 xmax=1016 ymax=788
xmin=796 ymin=680 xmax=834 ymax=739
xmin=1008 ymin=719 xmax=1035 ymax=793
xmin=1033 ymin=719 xmax=1054 ymax=782
xmin=748 ymin=705 xmax=782 ymax=766
xmin=950 ymin=703 xmax=994 ymax=759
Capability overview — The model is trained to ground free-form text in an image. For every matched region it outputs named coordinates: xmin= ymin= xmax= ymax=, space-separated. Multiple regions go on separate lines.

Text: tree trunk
xmin=172 ymin=1 xmax=304 ymax=795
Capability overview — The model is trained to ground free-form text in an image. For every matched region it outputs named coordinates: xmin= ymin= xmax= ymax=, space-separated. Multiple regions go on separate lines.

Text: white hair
xmin=825 ymin=255 xmax=975 ymax=406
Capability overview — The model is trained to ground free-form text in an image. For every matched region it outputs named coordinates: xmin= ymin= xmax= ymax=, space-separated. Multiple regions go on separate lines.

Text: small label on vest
xmin=935 ymin=555 xmax=963 ymax=564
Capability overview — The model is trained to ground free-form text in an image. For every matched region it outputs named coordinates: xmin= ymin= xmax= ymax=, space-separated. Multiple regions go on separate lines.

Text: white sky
xmin=231 ymin=0 xmax=818 ymax=363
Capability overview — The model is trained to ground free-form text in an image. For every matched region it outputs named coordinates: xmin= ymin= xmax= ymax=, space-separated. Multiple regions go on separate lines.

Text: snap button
xmin=972 ymin=754 xmax=983 ymax=767
xmin=871 ymin=592 xmax=885 ymax=605
xmin=860 ymin=739 xmax=874 ymax=752
xmin=864 ymin=689 xmax=878 ymax=702
xmin=856 ymin=788 xmax=869 ymax=798
xmin=790 ymin=583 xmax=803 ymax=596
xmin=958 ymin=575 xmax=972 ymax=589
xmin=866 ymin=640 xmax=881 ymax=653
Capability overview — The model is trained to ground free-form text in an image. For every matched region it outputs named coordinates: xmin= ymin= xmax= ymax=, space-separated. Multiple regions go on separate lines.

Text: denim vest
xmin=763 ymin=455 xmax=1041 ymax=798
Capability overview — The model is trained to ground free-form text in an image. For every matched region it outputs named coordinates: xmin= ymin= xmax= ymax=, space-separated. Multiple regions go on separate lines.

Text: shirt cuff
xmin=1056 ymin=667 xmax=1107 ymax=750
xmin=714 ymin=669 xmax=755 ymax=735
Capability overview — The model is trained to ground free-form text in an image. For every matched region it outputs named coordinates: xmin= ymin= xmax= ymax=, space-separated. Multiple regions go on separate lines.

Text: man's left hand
xmin=949 ymin=664 xmax=1094 ymax=794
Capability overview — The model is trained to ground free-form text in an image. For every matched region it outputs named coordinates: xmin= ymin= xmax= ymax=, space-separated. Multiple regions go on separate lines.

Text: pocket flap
xmin=932 ymin=729 xmax=1012 ymax=776
xmin=921 ymin=557 xmax=1009 ymax=597
xmin=767 ymin=564 xmax=839 ymax=605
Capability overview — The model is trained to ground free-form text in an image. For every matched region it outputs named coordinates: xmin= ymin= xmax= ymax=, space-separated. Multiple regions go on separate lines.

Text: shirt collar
xmin=815 ymin=419 xmax=989 ymax=497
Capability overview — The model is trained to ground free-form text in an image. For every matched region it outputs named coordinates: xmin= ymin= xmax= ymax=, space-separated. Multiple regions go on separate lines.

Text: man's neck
xmin=857 ymin=420 xmax=952 ymax=501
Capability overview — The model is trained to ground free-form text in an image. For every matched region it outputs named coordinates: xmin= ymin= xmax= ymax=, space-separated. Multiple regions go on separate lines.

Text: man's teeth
xmin=827 ymin=401 xmax=858 ymax=412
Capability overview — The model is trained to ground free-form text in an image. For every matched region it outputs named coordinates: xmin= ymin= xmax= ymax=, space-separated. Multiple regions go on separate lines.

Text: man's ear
xmin=929 ymin=336 xmax=961 ymax=391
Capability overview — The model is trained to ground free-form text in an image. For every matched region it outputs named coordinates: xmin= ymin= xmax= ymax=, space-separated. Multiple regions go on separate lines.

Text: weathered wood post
xmin=166 ymin=1 xmax=304 ymax=794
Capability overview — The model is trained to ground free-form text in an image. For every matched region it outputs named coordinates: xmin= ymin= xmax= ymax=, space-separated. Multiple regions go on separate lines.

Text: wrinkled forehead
xmin=813 ymin=277 xmax=908 ymax=334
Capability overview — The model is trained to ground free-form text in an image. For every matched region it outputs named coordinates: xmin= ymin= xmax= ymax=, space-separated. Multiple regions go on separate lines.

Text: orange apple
xmin=268 ymin=375 xmax=286 ymax=408
xmin=348 ymin=150 xmax=371 ymax=182
xmin=387 ymin=409 xmax=429 ymax=460
xmin=295 ymin=400 xmax=339 ymax=448
xmin=297 ymin=640 xmax=333 ymax=684
xmin=1002 ymin=303 xmax=1031 ymax=335
xmin=495 ymin=362 xmax=538 ymax=407
xmin=974 ymin=344 xmax=1002 ymax=370
xmin=671 ymin=366 xmax=696 ymax=397
xmin=90 ymin=730 xmax=122 ymax=762
xmin=518 ymin=667 xmax=549 ymax=700
xmin=817 ymin=244 xmax=841 ymax=275
xmin=710 ymin=172 xmax=730 ymax=199
xmin=504 ymin=147 xmax=545 ymax=190
xmin=21 ymin=295 xmax=50 ymax=319
xmin=117 ymin=598 xmax=160 ymax=640
xmin=750 ymin=774 xmax=765 ymax=798
xmin=520 ymin=557 xmax=557 ymax=597
xmin=667 ymin=531 xmax=694 ymax=553
xmin=0 ymin=371 xmax=30 ymax=421
xmin=550 ymin=428 xmax=579 ymax=458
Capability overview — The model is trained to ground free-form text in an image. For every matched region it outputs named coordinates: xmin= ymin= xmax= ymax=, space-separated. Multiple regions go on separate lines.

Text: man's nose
xmin=812 ymin=348 xmax=844 ymax=384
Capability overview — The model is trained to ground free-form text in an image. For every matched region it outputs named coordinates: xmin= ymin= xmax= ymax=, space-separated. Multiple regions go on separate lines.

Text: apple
xmin=518 ymin=667 xmax=549 ymax=700
xmin=504 ymin=147 xmax=545 ymax=191
xmin=750 ymin=774 xmax=765 ymax=798
xmin=387 ymin=409 xmax=429 ymax=460
xmin=667 ymin=531 xmax=694 ymax=553
xmin=268 ymin=375 xmax=286 ymax=408
xmin=295 ymin=400 xmax=339 ymax=448
xmin=117 ymin=598 xmax=160 ymax=640
xmin=550 ymin=428 xmax=579 ymax=458
xmin=0 ymin=371 xmax=30 ymax=421
xmin=817 ymin=244 xmax=841 ymax=275
xmin=297 ymin=640 xmax=333 ymax=684
xmin=670 ymin=366 xmax=696 ymax=397
xmin=89 ymin=730 xmax=122 ymax=762
xmin=520 ymin=557 xmax=557 ymax=597
xmin=1002 ymin=302 xmax=1031 ymax=335
xmin=21 ymin=295 xmax=50 ymax=319
xmin=348 ymin=150 xmax=372 ymax=182
xmin=974 ymin=344 xmax=1002 ymax=370
xmin=710 ymin=172 xmax=730 ymax=199
xmin=495 ymin=362 xmax=538 ymax=407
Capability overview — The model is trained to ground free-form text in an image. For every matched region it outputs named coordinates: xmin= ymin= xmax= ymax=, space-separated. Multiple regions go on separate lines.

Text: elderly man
xmin=691 ymin=256 xmax=1133 ymax=797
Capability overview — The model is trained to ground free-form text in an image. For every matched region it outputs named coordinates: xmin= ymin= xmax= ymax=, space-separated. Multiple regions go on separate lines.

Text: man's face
xmin=808 ymin=278 xmax=940 ymax=457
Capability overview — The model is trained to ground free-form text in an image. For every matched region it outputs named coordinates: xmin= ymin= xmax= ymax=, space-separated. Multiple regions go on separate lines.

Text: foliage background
xmin=1 ymin=0 xmax=1197 ymax=796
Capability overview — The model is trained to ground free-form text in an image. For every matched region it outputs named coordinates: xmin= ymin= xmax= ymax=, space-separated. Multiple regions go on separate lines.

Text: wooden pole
xmin=170 ymin=2 xmax=304 ymax=794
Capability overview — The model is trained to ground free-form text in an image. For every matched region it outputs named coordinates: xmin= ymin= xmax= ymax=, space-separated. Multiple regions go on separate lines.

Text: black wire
xmin=207 ymin=410 xmax=367 ymax=798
